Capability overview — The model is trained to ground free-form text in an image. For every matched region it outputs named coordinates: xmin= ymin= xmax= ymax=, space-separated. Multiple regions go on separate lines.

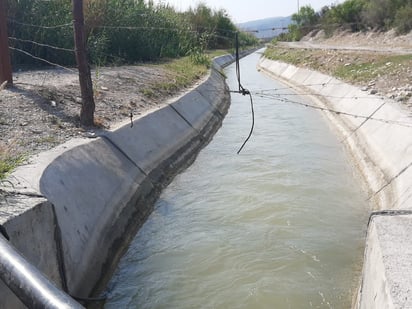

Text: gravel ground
xmin=0 ymin=64 xmax=197 ymax=164
xmin=277 ymin=30 xmax=412 ymax=110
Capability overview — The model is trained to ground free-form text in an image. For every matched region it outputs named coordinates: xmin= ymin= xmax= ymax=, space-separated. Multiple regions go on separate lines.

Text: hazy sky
xmin=154 ymin=0 xmax=343 ymax=23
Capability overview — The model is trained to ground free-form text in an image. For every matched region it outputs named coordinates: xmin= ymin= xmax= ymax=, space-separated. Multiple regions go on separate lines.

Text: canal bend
xmin=104 ymin=51 xmax=369 ymax=309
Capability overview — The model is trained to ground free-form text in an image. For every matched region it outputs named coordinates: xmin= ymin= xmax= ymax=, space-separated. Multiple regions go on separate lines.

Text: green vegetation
xmin=7 ymin=0 xmax=259 ymax=67
xmin=138 ymin=49 xmax=231 ymax=99
xmin=264 ymin=48 xmax=314 ymax=67
xmin=141 ymin=55 xmax=211 ymax=98
xmin=163 ymin=56 xmax=209 ymax=88
xmin=0 ymin=151 xmax=25 ymax=180
xmin=334 ymin=54 xmax=412 ymax=83
xmin=279 ymin=0 xmax=412 ymax=41
xmin=264 ymin=47 xmax=412 ymax=85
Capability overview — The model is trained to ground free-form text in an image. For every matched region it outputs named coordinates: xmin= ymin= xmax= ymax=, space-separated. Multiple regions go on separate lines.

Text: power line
xmin=242 ymin=27 xmax=289 ymax=33
xmin=94 ymin=25 xmax=238 ymax=41
xmin=255 ymin=92 xmax=412 ymax=129
xmin=254 ymin=86 xmax=412 ymax=202
xmin=7 ymin=18 xmax=73 ymax=29
xmin=8 ymin=18 xmax=240 ymax=38
xmin=239 ymin=22 xmax=364 ymax=34
xmin=369 ymin=161 xmax=412 ymax=201
xmin=8 ymin=37 xmax=75 ymax=53
xmin=340 ymin=101 xmax=386 ymax=143
xmin=9 ymin=47 xmax=76 ymax=73
xmin=232 ymin=32 xmax=254 ymax=154
xmin=95 ymin=25 xmax=195 ymax=31
xmin=255 ymin=89 xmax=379 ymax=101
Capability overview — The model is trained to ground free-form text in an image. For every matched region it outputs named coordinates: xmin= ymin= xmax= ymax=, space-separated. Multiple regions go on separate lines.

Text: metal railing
xmin=0 ymin=235 xmax=84 ymax=309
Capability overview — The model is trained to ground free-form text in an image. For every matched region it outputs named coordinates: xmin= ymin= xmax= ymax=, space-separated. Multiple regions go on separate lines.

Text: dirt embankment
xmin=273 ymin=30 xmax=412 ymax=111
xmin=299 ymin=28 xmax=412 ymax=53
xmin=0 ymin=64 xmax=203 ymax=167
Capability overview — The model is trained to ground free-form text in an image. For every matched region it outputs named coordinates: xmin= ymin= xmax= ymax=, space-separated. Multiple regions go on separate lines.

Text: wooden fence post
xmin=0 ymin=0 xmax=13 ymax=87
xmin=72 ymin=0 xmax=95 ymax=126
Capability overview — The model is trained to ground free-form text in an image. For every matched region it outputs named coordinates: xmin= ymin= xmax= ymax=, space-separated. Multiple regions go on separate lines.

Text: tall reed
xmin=7 ymin=0 xmax=259 ymax=67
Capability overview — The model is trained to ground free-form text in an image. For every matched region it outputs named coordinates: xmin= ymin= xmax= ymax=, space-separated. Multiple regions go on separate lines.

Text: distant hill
xmin=238 ymin=16 xmax=292 ymax=39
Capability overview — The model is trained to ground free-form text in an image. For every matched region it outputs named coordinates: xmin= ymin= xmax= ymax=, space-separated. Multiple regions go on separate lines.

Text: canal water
xmin=104 ymin=52 xmax=369 ymax=308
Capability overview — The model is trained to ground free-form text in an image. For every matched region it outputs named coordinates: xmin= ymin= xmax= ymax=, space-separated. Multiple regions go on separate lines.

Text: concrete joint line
xmin=51 ymin=203 xmax=69 ymax=293
xmin=196 ymin=90 xmax=225 ymax=118
xmin=169 ymin=104 xmax=199 ymax=132
xmin=99 ymin=135 xmax=147 ymax=177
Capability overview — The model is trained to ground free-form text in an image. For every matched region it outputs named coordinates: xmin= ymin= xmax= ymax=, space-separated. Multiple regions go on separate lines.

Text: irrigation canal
xmin=104 ymin=51 xmax=369 ymax=308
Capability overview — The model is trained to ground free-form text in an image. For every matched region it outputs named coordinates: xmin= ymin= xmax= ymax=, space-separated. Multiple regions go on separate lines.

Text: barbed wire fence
xmin=3 ymin=4 xmax=412 ymax=199
xmin=2 ymin=5 xmax=412 ymax=131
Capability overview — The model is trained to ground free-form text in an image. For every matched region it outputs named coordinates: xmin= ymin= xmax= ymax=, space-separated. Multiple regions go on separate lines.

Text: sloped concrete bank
xmin=259 ymin=58 xmax=412 ymax=309
xmin=0 ymin=55 xmax=237 ymax=307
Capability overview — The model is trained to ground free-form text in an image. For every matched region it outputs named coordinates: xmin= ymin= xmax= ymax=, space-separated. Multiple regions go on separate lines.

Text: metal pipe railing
xmin=0 ymin=235 xmax=84 ymax=309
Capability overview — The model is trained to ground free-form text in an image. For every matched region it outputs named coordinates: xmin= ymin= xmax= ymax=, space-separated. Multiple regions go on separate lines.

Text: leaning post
xmin=72 ymin=0 xmax=95 ymax=126
xmin=0 ymin=0 xmax=13 ymax=87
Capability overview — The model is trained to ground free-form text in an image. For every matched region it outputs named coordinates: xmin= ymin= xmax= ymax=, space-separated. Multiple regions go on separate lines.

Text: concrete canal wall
xmin=0 ymin=55 xmax=234 ymax=307
xmin=259 ymin=57 xmax=412 ymax=309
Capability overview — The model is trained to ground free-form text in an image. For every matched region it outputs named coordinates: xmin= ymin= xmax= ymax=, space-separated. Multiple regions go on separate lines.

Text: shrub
xmin=292 ymin=5 xmax=319 ymax=37
xmin=7 ymin=0 xmax=253 ymax=67
xmin=394 ymin=5 xmax=412 ymax=34
xmin=361 ymin=0 xmax=405 ymax=30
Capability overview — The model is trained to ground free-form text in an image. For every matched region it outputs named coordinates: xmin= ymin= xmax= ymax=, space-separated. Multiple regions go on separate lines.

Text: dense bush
xmin=361 ymin=0 xmax=398 ymax=30
xmin=6 ymin=0 xmax=258 ymax=67
xmin=394 ymin=4 xmax=412 ymax=34
xmin=322 ymin=0 xmax=365 ymax=32
xmin=7 ymin=0 xmax=74 ymax=66
xmin=290 ymin=6 xmax=319 ymax=40
xmin=279 ymin=5 xmax=319 ymax=41
xmin=280 ymin=0 xmax=412 ymax=42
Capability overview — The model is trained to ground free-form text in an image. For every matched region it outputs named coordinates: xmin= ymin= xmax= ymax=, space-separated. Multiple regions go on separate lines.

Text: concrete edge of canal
xmin=0 ymin=51 xmax=257 ymax=308
xmin=258 ymin=57 xmax=412 ymax=309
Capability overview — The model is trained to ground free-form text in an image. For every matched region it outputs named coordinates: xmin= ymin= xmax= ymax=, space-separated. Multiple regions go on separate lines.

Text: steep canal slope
xmin=259 ymin=53 xmax=412 ymax=308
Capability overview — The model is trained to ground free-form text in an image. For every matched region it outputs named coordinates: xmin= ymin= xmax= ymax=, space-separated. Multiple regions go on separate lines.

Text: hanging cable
xmin=236 ymin=92 xmax=254 ymax=154
xmin=235 ymin=32 xmax=249 ymax=96
xmin=232 ymin=32 xmax=255 ymax=154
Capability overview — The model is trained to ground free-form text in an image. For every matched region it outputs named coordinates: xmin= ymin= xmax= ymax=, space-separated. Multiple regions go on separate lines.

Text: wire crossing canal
xmin=104 ymin=52 xmax=369 ymax=308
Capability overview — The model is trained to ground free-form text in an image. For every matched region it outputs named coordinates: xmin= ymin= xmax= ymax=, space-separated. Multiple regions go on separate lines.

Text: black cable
xmin=235 ymin=32 xmax=249 ymax=96
xmin=236 ymin=92 xmax=255 ymax=154
xmin=233 ymin=32 xmax=254 ymax=154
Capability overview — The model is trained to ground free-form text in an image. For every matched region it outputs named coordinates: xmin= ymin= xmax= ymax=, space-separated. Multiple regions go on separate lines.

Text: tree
xmin=361 ymin=0 xmax=402 ymax=29
xmin=322 ymin=0 xmax=365 ymax=32
xmin=214 ymin=9 xmax=237 ymax=49
xmin=394 ymin=4 xmax=412 ymax=34
xmin=0 ymin=0 xmax=13 ymax=86
xmin=292 ymin=5 xmax=318 ymax=27
xmin=288 ymin=5 xmax=319 ymax=40
xmin=72 ymin=0 xmax=95 ymax=126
